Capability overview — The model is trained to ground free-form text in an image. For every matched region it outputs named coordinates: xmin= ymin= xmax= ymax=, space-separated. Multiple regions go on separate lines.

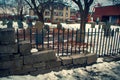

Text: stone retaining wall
xmin=0 ymin=28 xmax=97 ymax=77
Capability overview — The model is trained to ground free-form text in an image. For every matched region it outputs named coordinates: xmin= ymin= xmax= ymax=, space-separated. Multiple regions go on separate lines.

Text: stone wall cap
xmin=0 ymin=28 xmax=15 ymax=31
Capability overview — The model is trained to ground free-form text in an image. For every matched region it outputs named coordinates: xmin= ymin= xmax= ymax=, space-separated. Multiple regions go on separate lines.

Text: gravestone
xmin=35 ymin=29 xmax=47 ymax=44
xmin=17 ymin=20 xmax=23 ymax=29
xmin=0 ymin=28 xmax=18 ymax=61
xmin=7 ymin=19 xmax=13 ymax=28
xmin=2 ymin=19 xmax=7 ymax=26
xmin=34 ymin=21 xmax=44 ymax=33
xmin=34 ymin=21 xmax=45 ymax=44
xmin=0 ymin=28 xmax=15 ymax=44
xmin=103 ymin=23 xmax=111 ymax=37
xmin=90 ymin=22 xmax=95 ymax=28
xmin=27 ymin=19 xmax=33 ymax=28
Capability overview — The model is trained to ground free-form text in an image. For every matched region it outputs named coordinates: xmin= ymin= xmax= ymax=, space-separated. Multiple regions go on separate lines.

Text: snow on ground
xmin=0 ymin=22 xmax=120 ymax=80
xmin=0 ymin=58 xmax=120 ymax=80
xmin=0 ymin=21 xmax=120 ymax=31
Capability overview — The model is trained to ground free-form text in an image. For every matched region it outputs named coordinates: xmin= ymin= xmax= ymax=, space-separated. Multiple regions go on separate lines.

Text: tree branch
xmin=72 ymin=0 xmax=83 ymax=12
xmin=72 ymin=0 xmax=78 ymax=5
xmin=88 ymin=0 xmax=94 ymax=7
xmin=24 ymin=0 xmax=33 ymax=9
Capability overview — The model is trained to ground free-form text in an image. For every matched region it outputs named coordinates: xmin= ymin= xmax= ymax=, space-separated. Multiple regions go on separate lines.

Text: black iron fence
xmin=16 ymin=27 xmax=120 ymax=57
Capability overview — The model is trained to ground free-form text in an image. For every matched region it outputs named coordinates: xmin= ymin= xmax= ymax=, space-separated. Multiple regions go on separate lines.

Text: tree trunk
xmin=77 ymin=10 xmax=89 ymax=43
xmin=51 ymin=10 xmax=54 ymax=23
xmin=35 ymin=11 xmax=44 ymax=31
xmin=19 ymin=7 xmax=23 ymax=21
xmin=50 ymin=7 xmax=54 ymax=23
xmin=37 ymin=12 xmax=44 ymax=24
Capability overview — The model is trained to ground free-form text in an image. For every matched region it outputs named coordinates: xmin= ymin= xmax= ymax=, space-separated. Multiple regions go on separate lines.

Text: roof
xmin=94 ymin=5 xmax=120 ymax=16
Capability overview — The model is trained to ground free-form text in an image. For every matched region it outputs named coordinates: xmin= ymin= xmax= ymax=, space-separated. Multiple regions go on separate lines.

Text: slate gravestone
xmin=2 ymin=19 xmax=7 ymax=26
xmin=103 ymin=23 xmax=111 ymax=37
xmin=0 ymin=28 xmax=15 ymax=44
xmin=27 ymin=19 xmax=33 ymax=28
xmin=17 ymin=20 xmax=23 ymax=29
xmin=0 ymin=28 xmax=17 ymax=57
xmin=34 ymin=21 xmax=47 ymax=44
xmin=96 ymin=17 xmax=100 ymax=24
xmin=34 ymin=21 xmax=44 ymax=33
xmin=35 ymin=29 xmax=47 ymax=44
xmin=7 ymin=19 xmax=13 ymax=28
xmin=90 ymin=22 xmax=95 ymax=28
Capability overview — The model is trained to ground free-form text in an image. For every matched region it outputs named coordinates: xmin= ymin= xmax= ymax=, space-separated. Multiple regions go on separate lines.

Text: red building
xmin=93 ymin=5 xmax=120 ymax=25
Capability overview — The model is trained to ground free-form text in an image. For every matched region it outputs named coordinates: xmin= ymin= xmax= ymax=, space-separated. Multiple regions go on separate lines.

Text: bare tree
xmin=24 ymin=0 xmax=68 ymax=23
xmin=0 ymin=0 xmax=9 ymax=19
xmin=48 ymin=0 xmax=55 ymax=23
xmin=72 ymin=0 xmax=94 ymax=31
xmin=0 ymin=0 xmax=27 ymax=21
xmin=72 ymin=0 xmax=94 ymax=42
xmin=24 ymin=0 xmax=48 ymax=24
xmin=14 ymin=0 xmax=25 ymax=21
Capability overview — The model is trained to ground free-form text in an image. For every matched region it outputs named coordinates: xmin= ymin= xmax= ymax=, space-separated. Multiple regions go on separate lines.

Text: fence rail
xmin=16 ymin=27 xmax=120 ymax=57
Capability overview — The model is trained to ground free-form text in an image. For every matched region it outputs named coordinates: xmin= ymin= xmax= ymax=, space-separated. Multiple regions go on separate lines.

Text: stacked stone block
xmin=0 ymin=28 xmax=17 ymax=62
xmin=0 ymin=28 xmax=19 ymax=76
xmin=0 ymin=28 xmax=97 ymax=77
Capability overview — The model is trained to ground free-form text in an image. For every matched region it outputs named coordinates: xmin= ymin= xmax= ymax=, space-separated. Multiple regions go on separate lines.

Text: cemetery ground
xmin=0 ymin=21 xmax=120 ymax=80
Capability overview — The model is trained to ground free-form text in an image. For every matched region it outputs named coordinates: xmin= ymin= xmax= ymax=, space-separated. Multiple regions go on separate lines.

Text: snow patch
xmin=31 ymin=48 xmax=38 ymax=53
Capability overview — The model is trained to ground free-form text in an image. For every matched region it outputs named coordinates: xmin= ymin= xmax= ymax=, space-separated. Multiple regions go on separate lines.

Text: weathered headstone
xmin=7 ymin=19 xmax=13 ymax=28
xmin=103 ymin=23 xmax=111 ymax=37
xmin=90 ymin=22 xmax=95 ymax=28
xmin=35 ymin=29 xmax=47 ymax=44
xmin=2 ymin=19 xmax=7 ymax=26
xmin=34 ymin=21 xmax=46 ymax=44
xmin=17 ymin=20 xmax=23 ymax=29
xmin=27 ymin=19 xmax=33 ymax=28
xmin=0 ymin=28 xmax=15 ymax=44
xmin=34 ymin=21 xmax=44 ymax=33
xmin=96 ymin=17 xmax=100 ymax=24
xmin=57 ymin=23 xmax=62 ymax=30
xmin=0 ymin=28 xmax=18 ymax=60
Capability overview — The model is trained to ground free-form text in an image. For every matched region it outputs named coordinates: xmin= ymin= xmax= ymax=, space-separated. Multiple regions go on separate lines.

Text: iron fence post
xmin=62 ymin=28 xmax=65 ymax=56
xmin=57 ymin=29 xmax=60 ymax=55
xmin=53 ymin=28 xmax=54 ymax=50
xmin=67 ymin=29 xmax=69 ymax=55
xmin=23 ymin=29 xmax=26 ymax=40
xmin=16 ymin=29 xmax=20 ymax=53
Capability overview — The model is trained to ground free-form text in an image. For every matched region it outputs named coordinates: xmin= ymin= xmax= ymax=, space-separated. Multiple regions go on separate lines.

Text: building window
xmin=45 ymin=11 xmax=50 ymax=16
xmin=54 ymin=12 xmax=58 ymax=16
xmin=66 ymin=12 xmax=68 ymax=17
xmin=59 ymin=12 xmax=63 ymax=16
